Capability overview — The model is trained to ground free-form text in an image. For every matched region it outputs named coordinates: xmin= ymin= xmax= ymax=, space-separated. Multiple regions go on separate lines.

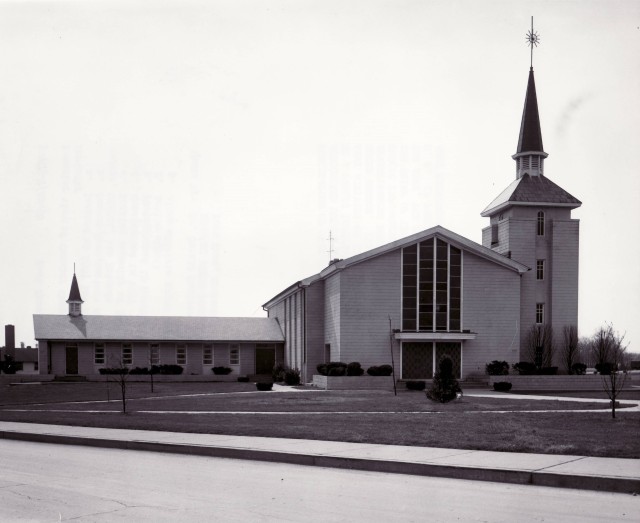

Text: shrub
xmin=316 ymin=362 xmax=348 ymax=376
xmin=540 ymin=366 xmax=558 ymax=375
xmin=512 ymin=361 xmax=536 ymax=375
xmin=493 ymin=381 xmax=513 ymax=392
xmin=237 ymin=376 xmax=250 ymax=382
xmin=98 ymin=367 xmax=129 ymax=375
xmin=595 ymin=362 xmax=614 ymax=375
xmin=256 ymin=382 xmax=273 ymax=391
xmin=426 ymin=358 xmax=462 ymax=403
xmin=485 ymin=360 xmax=509 ymax=376
xmin=366 ymin=364 xmax=393 ymax=376
xmin=284 ymin=368 xmax=301 ymax=386
xmin=405 ymin=381 xmax=426 ymax=391
xmin=129 ymin=367 xmax=150 ymax=375
xmin=151 ymin=364 xmax=184 ymax=375
xmin=346 ymin=362 xmax=364 ymax=376
xmin=272 ymin=363 xmax=287 ymax=382
xmin=212 ymin=366 xmax=233 ymax=375
xmin=571 ymin=362 xmax=587 ymax=375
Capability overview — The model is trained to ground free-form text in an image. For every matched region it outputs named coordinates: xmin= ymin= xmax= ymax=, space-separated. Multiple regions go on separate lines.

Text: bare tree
xmin=594 ymin=324 xmax=629 ymax=418
xmin=524 ymin=324 xmax=555 ymax=370
xmin=561 ymin=325 xmax=579 ymax=374
xmin=106 ymin=356 xmax=130 ymax=414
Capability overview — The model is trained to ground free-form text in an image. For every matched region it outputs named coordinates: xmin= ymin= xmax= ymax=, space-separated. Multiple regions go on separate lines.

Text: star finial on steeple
xmin=526 ymin=16 xmax=540 ymax=69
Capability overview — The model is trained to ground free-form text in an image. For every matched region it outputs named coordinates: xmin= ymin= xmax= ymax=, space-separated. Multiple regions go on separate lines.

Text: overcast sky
xmin=2 ymin=0 xmax=639 ymax=352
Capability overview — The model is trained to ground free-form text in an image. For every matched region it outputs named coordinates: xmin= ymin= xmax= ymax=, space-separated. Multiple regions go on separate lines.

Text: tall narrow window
xmin=536 ymin=303 xmax=544 ymax=324
xmin=402 ymin=245 xmax=418 ymax=330
xmin=418 ymin=239 xmax=434 ymax=330
xmin=230 ymin=344 xmax=240 ymax=365
xmin=537 ymin=211 xmax=545 ymax=236
xmin=435 ymin=239 xmax=448 ymax=331
xmin=449 ymin=246 xmax=461 ymax=330
xmin=536 ymin=260 xmax=545 ymax=280
xmin=122 ymin=344 xmax=133 ymax=365
xmin=203 ymin=345 xmax=213 ymax=365
xmin=176 ymin=345 xmax=187 ymax=365
xmin=94 ymin=344 xmax=105 ymax=365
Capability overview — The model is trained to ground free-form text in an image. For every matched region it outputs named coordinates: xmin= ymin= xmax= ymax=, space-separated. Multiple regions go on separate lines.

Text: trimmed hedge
xmin=317 ymin=362 xmax=348 ymax=376
xmin=485 ymin=360 xmax=509 ymax=376
xmin=256 ymin=382 xmax=273 ymax=391
xmin=366 ymin=365 xmax=393 ymax=376
xmin=212 ymin=366 xmax=233 ymax=375
xmin=493 ymin=381 xmax=513 ymax=392
xmin=405 ymin=381 xmax=426 ymax=391
xmin=512 ymin=362 xmax=537 ymax=375
xmin=237 ymin=376 xmax=250 ymax=382
xmin=346 ymin=362 xmax=364 ymax=376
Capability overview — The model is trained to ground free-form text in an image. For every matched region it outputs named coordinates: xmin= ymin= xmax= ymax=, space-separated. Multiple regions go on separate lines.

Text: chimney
xmin=4 ymin=325 xmax=15 ymax=357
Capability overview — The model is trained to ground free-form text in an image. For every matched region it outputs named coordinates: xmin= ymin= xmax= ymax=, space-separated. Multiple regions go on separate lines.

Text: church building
xmin=263 ymin=65 xmax=581 ymax=383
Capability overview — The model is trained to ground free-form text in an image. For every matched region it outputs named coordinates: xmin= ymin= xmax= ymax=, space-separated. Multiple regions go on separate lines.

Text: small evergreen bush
xmin=316 ymin=362 xmax=348 ymax=376
xmin=485 ymin=360 xmax=509 ymax=376
xmin=571 ymin=362 xmax=587 ymax=375
xmin=366 ymin=364 xmax=393 ymax=376
xmin=493 ymin=381 xmax=513 ymax=392
xmin=346 ymin=362 xmax=364 ymax=376
xmin=256 ymin=382 xmax=273 ymax=391
xmin=426 ymin=358 xmax=462 ymax=403
xmin=405 ymin=381 xmax=426 ymax=391
xmin=512 ymin=361 xmax=536 ymax=375
xmin=284 ymin=368 xmax=301 ymax=385
xmin=129 ymin=367 xmax=150 ymax=375
xmin=237 ymin=376 xmax=250 ymax=382
xmin=99 ymin=367 xmax=128 ymax=375
xmin=212 ymin=366 xmax=233 ymax=375
xmin=540 ymin=366 xmax=558 ymax=375
xmin=272 ymin=363 xmax=287 ymax=382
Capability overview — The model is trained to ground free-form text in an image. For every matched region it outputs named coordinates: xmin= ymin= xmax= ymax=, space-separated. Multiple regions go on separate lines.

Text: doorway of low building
xmin=65 ymin=345 xmax=78 ymax=375
xmin=255 ymin=344 xmax=276 ymax=375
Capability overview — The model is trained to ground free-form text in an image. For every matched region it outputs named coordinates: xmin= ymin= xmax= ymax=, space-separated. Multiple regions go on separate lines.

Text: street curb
xmin=1 ymin=430 xmax=638 ymax=494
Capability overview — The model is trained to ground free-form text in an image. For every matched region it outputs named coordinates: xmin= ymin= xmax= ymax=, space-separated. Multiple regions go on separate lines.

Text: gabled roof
xmin=263 ymin=225 xmax=529 ymax=308
xmin=516 ymin=68 xmax=544 ymax=154
xmin=481 ymin=174 xmax=582 ymax=217
xmin=67 ymin=274 xmax=83 ymax=303
xmin=33 ymin=315 xmax=284 ymax=342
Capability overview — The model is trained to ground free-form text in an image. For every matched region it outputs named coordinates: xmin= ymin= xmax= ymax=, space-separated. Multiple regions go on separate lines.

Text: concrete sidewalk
xmin=1 ymin=421 xmax=638 ymax=494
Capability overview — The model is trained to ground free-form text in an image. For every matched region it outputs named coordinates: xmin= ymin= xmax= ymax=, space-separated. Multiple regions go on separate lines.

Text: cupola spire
xmin=66 ymin=269 xmax=84 ymax=317
xmin=512 ymin=17 xmax=547 ymax=178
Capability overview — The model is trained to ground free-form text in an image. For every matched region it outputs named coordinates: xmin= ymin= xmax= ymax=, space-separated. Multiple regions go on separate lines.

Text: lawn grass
xmin=1 ymin=382 xmax=638 ymax=458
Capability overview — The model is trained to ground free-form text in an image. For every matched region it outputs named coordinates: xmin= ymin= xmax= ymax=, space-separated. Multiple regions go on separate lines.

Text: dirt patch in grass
xmin=1 ymin=383 xmax=638 ymax=458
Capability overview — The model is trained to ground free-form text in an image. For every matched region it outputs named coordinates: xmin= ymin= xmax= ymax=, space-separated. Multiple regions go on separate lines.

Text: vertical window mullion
xmin=416 ymin=242 xmax=420 ymax=329
xmin=432 ymin=237 xmax=436 ymax=331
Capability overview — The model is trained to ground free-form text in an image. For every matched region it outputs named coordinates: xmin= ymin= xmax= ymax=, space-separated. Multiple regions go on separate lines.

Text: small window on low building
xmin=203 ymin=345 xmax=213 ymax=365
xmin=230 ymin=344 xmax=240 ymax=365
xmin=176 ymin=345 xmax=187 ymax=365
xmin=94 ymin=344 xmax=105 ymax=365
xmin=122 ymin=344 xmax=133 ymax=365
xmin=149 ymin=344 xmax=160 ymax=365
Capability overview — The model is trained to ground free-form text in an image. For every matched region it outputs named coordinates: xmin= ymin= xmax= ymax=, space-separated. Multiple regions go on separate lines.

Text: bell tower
xmin=481 ymin=19 xmax=581 ymax=365
xmin=67 ymin=271 xmax=84 ymax=317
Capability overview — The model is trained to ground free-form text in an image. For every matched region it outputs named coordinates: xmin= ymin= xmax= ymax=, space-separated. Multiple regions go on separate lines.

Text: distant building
xmin=34 ymin=273 xmax=284 ymax=379
xmin=263 ymin=66 xmax=581 ymax=383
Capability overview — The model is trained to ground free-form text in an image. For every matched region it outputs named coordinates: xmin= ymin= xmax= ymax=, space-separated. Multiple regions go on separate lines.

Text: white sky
xmin=1 ymin=0 xmax=639 ymax=352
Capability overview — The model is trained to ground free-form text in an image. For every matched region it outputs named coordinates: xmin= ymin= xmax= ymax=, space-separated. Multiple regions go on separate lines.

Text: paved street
xmin=0 ymin=440 xmax=637 ymax=522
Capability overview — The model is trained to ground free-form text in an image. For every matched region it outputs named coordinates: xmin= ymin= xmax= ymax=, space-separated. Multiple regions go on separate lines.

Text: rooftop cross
xmin=526 ymin=16 xmax=540 ymax=69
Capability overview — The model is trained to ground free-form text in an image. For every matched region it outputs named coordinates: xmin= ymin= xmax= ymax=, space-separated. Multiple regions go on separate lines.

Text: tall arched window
xmin=537 ymin=211 xmax=545 ymax=236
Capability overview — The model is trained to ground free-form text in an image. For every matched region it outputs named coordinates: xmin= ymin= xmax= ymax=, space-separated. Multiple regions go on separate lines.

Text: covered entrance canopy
xmin=395 ymin=331 xmax=476 ymax=380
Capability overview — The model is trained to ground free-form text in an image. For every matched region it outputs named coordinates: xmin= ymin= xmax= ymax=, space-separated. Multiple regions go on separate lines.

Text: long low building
xmin=34 ymin=275 xmax=284 ymax=379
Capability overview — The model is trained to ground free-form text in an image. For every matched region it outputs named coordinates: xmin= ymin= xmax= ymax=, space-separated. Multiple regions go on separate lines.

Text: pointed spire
xmin=67 ymin=272 xmax=83 ymax=316
xmin=512 ymin=68 xmax=548 ymax=178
